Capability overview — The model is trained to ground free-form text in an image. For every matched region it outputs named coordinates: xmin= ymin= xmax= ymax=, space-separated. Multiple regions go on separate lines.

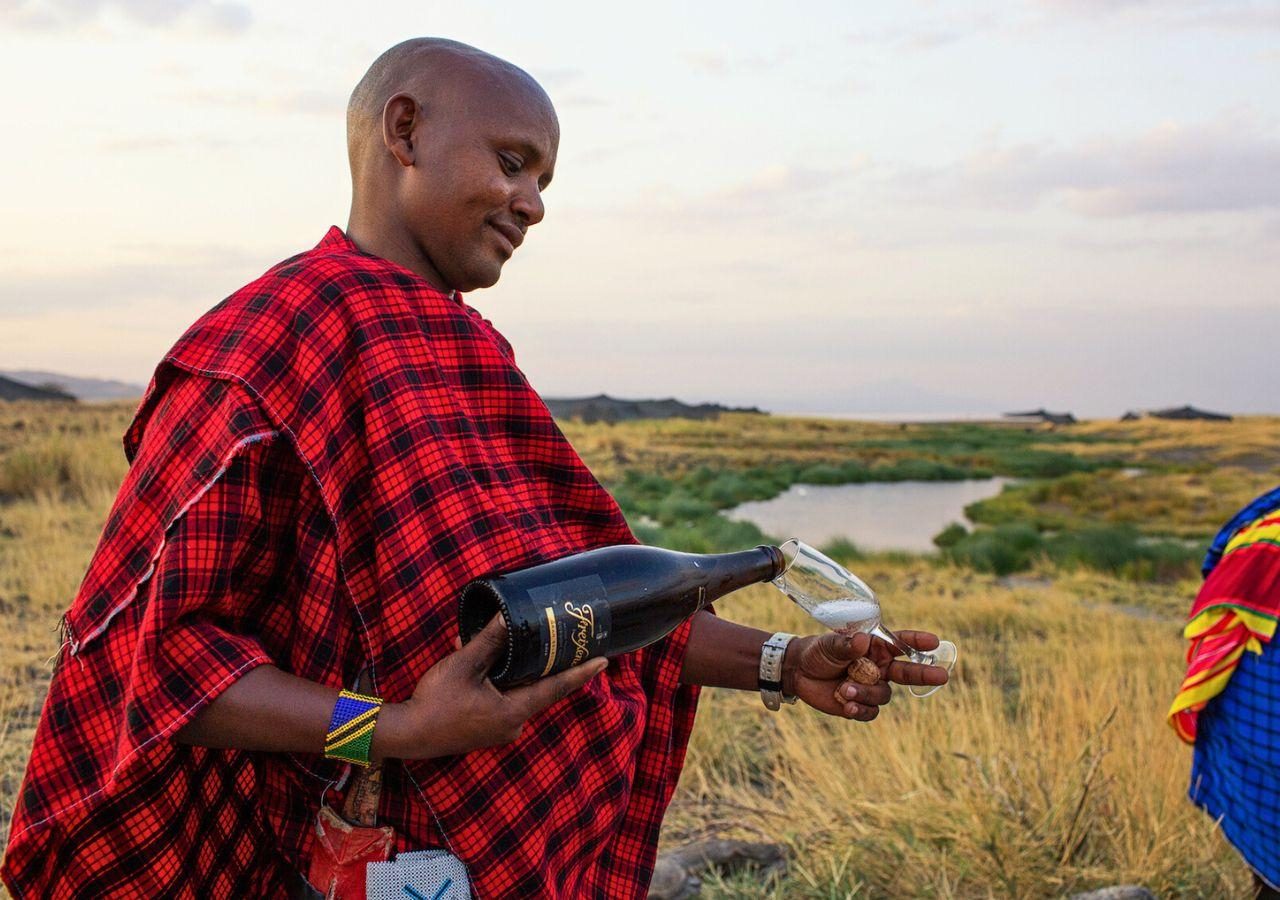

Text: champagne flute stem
xmin=869 ymin=623 xmax=930 ymax=664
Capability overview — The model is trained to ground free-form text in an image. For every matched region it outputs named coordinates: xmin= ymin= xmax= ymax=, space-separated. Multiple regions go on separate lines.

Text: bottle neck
xmin=760 ymin=544 xmax=786 ymax=580
xmin=695 ymin=545 xmax=788 ymax=603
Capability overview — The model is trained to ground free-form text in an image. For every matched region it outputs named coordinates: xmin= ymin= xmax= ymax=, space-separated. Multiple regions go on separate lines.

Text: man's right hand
xmin=373 ymin=615 xmax=607 ymax=761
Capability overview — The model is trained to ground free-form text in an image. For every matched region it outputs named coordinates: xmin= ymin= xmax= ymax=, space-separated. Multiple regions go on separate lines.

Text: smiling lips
xmin=489 ymin=221 xmax=524 ymax=257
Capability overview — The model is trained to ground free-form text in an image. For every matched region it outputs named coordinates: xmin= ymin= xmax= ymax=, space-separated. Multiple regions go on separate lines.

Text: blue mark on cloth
xmin=401 ymin=878 xmax=453 ymax=900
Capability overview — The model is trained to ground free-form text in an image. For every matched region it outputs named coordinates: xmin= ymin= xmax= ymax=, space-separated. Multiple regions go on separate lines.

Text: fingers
xmin=835 ymin=689 xmax=881 ymax=722
xmin=885 ymin=658 xmax=949 ymax=687
xmin=456 ymin=615 xmax=508 ymax=679
xmin=509 ymin=657 xmax=608 ymax=717
xmin=894 ymin=630 xmax=940 ymax=652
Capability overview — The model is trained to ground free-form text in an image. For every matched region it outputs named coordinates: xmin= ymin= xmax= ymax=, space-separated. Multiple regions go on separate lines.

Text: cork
xmin=847 ymin=656 xmax=882 ymax=686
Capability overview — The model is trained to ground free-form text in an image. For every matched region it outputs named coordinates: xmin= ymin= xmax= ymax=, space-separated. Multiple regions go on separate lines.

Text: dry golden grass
xmin=558 ymin=413 xmax=913 ymax=483
xmin=0 ymin=403 xmax=1268 ymax=897
xmin=668 ymin=565 xmax=1249 ymax=897
xmin=1064 ymin=416 xmax=1280 ymax=473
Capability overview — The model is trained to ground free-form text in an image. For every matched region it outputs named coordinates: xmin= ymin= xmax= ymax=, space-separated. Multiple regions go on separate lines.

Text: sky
xmin=1 ymin=0 xmax=1277 ymax=417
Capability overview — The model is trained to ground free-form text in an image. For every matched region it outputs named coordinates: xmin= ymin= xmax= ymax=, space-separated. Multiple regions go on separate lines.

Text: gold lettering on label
xmin=541 ymin=607 xmax=558 ymax=677
xmin=562 ymin=601 xmax=596 ymax=667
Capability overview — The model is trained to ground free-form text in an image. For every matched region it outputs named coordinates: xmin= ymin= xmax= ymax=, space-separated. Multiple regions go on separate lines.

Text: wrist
xmin=369 ymin=702 xmax=408 ymax=762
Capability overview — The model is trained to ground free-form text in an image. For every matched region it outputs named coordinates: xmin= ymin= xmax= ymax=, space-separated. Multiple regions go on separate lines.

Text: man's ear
xmin=382 ymin=93 xmax=420 ymax=167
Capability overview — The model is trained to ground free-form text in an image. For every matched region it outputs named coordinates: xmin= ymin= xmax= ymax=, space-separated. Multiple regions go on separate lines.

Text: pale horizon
xmin=2 ymin=1 xmax=1277 ymax=418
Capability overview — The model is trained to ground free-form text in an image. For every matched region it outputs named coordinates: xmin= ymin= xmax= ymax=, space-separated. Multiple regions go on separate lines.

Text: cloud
xmin=0 ymin=245 xmax=270 ymax=314
xmin=529 ymin=67 xmax=586 ymax=90
xmin=99 ymin=134 xmax=237 ymax=152
xmin=1039 ymin=0 xmax=1280 ymax=29
xmin=174 ymin=87 xmax=348 ymax=118
xmin=3 ymin=0 xmax=251 ymax=34
xmin=845 ymin=11 xmax=1002 ymax=52
xmin=683 ymin=49 xmax=793 ymax=75
xmin=892 ymin=120 xmax=1280 ymax=217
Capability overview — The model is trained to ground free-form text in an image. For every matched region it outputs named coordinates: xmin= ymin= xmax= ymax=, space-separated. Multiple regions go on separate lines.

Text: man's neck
xmin=345 ymin=208 xmax=452 ymax=294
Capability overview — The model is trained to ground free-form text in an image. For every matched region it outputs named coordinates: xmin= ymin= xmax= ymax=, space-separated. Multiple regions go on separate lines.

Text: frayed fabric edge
xmin=64 ymin=430 xmax=278 ymax=659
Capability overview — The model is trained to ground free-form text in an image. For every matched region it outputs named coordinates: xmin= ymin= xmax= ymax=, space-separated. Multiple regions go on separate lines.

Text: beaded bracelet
xmin=324 ymin=690 xmax=382 ymax=767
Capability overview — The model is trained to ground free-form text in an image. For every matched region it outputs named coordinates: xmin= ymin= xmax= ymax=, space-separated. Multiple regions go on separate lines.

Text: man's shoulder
xmin=240 ymin=240 xmax=403 ymax=308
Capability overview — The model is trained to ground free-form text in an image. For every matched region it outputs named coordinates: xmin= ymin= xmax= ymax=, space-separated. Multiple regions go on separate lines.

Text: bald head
xmin=343 ymin=38 xmax=560 ymax=294
xmin=346 ymin=38 xmax=553 ymax=179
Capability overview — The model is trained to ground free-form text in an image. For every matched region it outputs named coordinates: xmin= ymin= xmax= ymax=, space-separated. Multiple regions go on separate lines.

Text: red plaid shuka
xmin=2 ymin=228 xmax=701 ymax=898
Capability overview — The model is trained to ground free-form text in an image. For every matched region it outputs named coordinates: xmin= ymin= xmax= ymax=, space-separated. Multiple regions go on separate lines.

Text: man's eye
xmin=499 ymin=153 xmax=522 ymax=176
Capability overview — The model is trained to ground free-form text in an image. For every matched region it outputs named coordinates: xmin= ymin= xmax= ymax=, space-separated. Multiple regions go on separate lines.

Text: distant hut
xmin=1003 ymin=408 xmax=1077 ymax=426
xmin=1120 ymin=411 xmax=1142 ymax=422
xmin=1149 ymin=405 xmax=1233 ymax=422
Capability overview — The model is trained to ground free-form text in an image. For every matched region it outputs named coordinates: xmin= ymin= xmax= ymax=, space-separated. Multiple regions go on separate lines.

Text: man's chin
xmin=453 ymin=263 xmax=504 ymax=293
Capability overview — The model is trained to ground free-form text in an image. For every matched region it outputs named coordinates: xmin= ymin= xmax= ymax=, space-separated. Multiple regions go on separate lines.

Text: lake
xmin=724 ymin=478 xmax=1013 ymax=553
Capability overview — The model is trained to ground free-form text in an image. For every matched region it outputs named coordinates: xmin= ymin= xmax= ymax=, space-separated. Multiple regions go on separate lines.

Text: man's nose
xmin=512 ymin=186 xmax=545 ymax=228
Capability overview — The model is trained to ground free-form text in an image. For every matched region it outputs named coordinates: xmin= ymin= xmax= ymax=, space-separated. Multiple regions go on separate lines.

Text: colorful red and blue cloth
xmin=1169 ymin=486 xmax=1280 ymax=742
xmin=1 ymin=228 xmax=700 ymax=898
xmin=1169 ymin=485 xmax=1280 ymax=888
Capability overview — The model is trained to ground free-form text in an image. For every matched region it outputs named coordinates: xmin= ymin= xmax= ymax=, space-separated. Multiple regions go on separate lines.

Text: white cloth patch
xmin=365 ymin=849 xmax=470 ymax=900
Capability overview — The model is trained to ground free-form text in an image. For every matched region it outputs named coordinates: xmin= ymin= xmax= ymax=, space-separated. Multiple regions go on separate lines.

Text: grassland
xmin=2 ymin=402 xmax=1278 ymax=897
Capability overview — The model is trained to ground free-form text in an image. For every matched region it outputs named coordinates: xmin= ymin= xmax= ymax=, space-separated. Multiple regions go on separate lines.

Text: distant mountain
xmin=545 ymin=394 xmax=764 ymax=422
xmin=0 ymin=370 xmax=146 ymax=401
xmin=0 ymin=374 xmax=76 ymax=402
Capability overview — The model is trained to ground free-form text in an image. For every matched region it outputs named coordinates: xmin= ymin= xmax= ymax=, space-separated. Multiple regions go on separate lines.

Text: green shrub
xmin=933 ymin=522 xmax=968 ymax=549
xmin=631 ymin=513 xmax=773 ymax=553
xmin=654 ymin=490 xmax=717 ymax=525
xmin=944 ymin=523 xmax=1044 ymax=575
xmin=991 ymin=450 xmax=1094 ymax=479
xmin=818 ymin=537 xmax=864 ymax=563
xmin=1045 ymin=525 xmax=1201 ymax=581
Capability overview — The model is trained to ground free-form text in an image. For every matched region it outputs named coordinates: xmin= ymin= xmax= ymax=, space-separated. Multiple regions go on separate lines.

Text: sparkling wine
xmin=807 ymin=598 xmax=882 ymax=631
xmin=458 ymin=544 xmax=786 ymax=688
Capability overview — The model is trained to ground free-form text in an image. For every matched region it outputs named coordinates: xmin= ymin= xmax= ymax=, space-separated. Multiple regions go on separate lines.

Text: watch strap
xmin=759 ymin=632 xmax=798 ymax=711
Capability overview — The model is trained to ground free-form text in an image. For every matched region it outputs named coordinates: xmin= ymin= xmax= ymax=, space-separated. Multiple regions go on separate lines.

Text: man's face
xmin=398 ymin=80 xmax=559 ymax=294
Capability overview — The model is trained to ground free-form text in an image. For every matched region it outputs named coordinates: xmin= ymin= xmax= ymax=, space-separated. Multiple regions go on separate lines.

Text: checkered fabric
xmin=1192 ymin=640 xmax=1280 ymax=889
xmin=2 ymin=228 xmax=701 ymax=898
xmin=1171 ymin=485 xmax=1280 ymax=889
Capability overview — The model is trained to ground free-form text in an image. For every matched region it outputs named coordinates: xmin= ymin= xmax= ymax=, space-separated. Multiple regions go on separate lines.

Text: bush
xmin=1045 ymin=525 xmax=1201 ymax=581
xmin=873 ymin=458 xmax=973 ymax=482
xmin=631 ymin=513 xmax=773 ymax=553
xmin=818 ymin=537 xmax=864 ymax=564
xmin=944 ymin=523 xmax=1044 ymax=575
xmin=933 ymin=522 xmax=968 ymax=549
xmin=992 ymin=450 xmax=1095 ymax=479
xmin=703 ymin=471 xmax=761 ymax=508
xmin=654 ymin=490 xmax=717 ymax=525
xmin=797 ymin=463 xmax=847 ymax=485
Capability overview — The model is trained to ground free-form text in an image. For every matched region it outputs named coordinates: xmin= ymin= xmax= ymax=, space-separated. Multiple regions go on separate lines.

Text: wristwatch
xmin=759 ymin=632 xmax=798 ymax=711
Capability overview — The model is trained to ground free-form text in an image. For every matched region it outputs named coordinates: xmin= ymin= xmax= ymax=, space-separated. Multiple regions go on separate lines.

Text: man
xmin=1170 ymin=486 xmax=1280 ymax=898
xmin=2 ymin=39 xmax=946 ymax=898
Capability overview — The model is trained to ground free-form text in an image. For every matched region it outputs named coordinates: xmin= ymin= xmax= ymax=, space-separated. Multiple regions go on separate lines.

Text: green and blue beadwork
xmin=324 ymin=690 xmax=382 ymax=767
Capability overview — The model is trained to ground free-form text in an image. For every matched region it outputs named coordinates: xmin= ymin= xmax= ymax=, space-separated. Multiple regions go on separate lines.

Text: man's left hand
xmin=782 ymin=630 xmax=948 ymax=721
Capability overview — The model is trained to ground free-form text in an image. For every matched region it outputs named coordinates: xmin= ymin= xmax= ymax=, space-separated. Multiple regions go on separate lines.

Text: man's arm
xmin=678 ymin=610 xmax=947 ymax=720
xmin=177 ymin=616 xmax=605 ymax=761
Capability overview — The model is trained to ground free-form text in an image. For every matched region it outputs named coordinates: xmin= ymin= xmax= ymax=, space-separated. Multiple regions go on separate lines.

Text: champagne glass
xmin=771 ymin=538 xmax=957 ymax=698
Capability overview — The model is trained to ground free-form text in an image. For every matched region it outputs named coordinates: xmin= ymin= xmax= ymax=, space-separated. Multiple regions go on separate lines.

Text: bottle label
xmin=528 ymin=575 xmax=613 ymax=677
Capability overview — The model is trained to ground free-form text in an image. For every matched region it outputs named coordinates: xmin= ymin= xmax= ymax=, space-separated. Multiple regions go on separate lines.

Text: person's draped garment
xmin=1169 ymin=486 xmax=1280 ymax=743
xmin=1168 ymin=486 xmax=1280 ymax=889
xmin=1 ymin=228 xmax=700 ymax=898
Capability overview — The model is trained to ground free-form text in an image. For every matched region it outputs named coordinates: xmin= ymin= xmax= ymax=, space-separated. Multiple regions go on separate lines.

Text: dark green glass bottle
xmin=458 ymin=544 xmax=786 ymax=688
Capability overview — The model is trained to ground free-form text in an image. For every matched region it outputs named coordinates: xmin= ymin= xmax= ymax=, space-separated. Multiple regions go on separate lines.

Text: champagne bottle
xmin=458 ymin=544 xmax=786 ymax=688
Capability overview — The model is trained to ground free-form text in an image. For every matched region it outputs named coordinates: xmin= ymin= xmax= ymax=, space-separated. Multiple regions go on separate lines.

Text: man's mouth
xmin=489 ymin=222 xmax=524 ymax=257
